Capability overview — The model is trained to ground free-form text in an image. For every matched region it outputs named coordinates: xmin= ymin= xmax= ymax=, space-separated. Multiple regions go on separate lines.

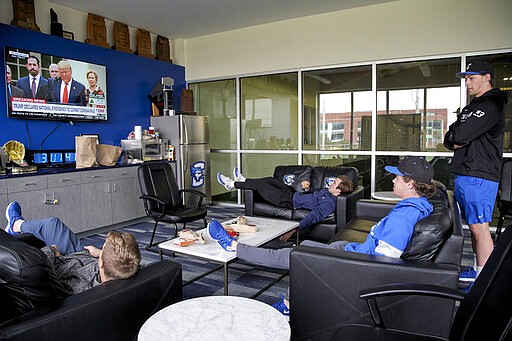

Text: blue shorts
xmin=454 ymin=175 xmax=498 ymax=225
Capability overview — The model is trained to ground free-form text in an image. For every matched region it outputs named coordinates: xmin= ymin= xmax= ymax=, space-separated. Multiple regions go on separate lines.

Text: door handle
xmin=43 ymin=192 xmax=59 ymax=205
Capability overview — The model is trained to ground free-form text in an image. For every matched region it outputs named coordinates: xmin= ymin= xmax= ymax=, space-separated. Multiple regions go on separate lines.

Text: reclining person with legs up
xmin=217 ymin=168 xmax=354 ymax=241
xmin=5 ymin=202 xmax=141 ymax=295
xmin=211 ymin=156 xmax=436 ymax=317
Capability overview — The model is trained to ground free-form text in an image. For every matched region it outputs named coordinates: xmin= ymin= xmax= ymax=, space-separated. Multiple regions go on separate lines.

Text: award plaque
xmin=135 ymin=29 xmax=153 ymax=58
xmin=85 ymin=13 xmax=109 ymax=48
xmin=112 ymin=21 xmax=132 ymax=53
xmin=156 ymin=35 xmax=172 ymax=63
xmin=11 ymin=0 xmax=40 ymax=32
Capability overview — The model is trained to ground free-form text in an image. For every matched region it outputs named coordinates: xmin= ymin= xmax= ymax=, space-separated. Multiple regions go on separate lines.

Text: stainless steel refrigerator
xmin=151 ymin=115 xmax=211 ymax=205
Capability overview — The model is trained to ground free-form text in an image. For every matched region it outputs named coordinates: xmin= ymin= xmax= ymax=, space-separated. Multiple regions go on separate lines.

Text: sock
xmin=475 ymin=266 xmax=483 ymax=278
xmin=13 ymin=219 xmax=24 ymax=232
xmin=228 ymin=240 xmax=238 ymax=252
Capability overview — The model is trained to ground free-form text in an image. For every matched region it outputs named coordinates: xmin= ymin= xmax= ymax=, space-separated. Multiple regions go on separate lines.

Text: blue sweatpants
xmin=21 ymin=217 xmax=83 ymax=255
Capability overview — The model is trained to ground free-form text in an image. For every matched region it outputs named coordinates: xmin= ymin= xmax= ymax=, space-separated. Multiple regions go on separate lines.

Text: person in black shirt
xmin=444 ymin=61 xmax=508 ymax=282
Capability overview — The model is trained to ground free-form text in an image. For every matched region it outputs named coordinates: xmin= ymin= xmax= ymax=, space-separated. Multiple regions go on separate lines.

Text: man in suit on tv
xmin=45 ymin=60 xmax=87 ymax=106
xmin=15 ymin=55 xmax=48 ymax=99
xmin=6 ymin=65 xmax=24 ymax=100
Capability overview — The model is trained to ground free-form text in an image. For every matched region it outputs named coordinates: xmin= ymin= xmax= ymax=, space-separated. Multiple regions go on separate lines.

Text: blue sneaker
xmin=217 ymin=173 xmax=235 ymax=191
xmin=207 ymin=220 xmax=235 ymax=252
xmin=459 ymin=266 xmax=477 ymax=282
xmin=272 ymin=294 xmax=290 ymax=319
xmin=5 ymin=202 xmax=23 ymax=236
xmin=233 ymin=167 xmax=246 ymax=182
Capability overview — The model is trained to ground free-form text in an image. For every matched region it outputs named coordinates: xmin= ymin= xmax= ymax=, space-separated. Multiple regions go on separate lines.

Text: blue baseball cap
xmin=385 ymin=156 xmax=433 ymax=183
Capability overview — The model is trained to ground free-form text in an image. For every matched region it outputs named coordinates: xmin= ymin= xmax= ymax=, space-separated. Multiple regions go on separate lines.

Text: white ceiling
xmin=52 ymin=0 xmax=394 ymax=39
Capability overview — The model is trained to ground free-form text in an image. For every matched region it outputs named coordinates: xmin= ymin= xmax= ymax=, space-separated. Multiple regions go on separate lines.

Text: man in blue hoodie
xmin=210 ymin=156 xmax=436 ymax=317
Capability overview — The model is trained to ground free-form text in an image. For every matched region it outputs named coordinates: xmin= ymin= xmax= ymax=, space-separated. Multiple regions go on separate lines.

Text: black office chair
xmin=138 ymin=161 xmax=208 ymax=249
xmin=329 ymin=222 xmax=512 ymax=341
xmin=496 ymin=159 xmax=512 ymax=241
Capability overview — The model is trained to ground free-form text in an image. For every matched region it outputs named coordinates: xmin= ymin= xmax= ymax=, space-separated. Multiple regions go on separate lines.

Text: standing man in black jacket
xmin=444 ymin=61 xmax=508 ymax=282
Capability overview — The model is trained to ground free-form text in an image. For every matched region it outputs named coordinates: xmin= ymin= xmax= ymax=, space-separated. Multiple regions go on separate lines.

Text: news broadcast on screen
xmin=5 ymin=46 xmax=108 ymax=122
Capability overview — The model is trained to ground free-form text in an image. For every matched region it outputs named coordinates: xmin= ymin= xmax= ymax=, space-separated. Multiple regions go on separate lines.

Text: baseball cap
xmin=385 ymin=156 xmax=433 ymax=183
xmin=456 ymin=61 xmax=493 ymax=78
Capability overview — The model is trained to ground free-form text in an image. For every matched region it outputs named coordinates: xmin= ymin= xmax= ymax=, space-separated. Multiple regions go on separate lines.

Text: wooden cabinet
xmin=6 ymin=176 xmax=49 ymax=221
xmin=110 ymin=167 xmax=145 ymax=223
xmin=2 ymin=165 xmax=145 ymax=234
xmin=47 ymin=173 xmax=84 ymax=233
xmin=80 ymin=167 xmax=145 ymax=231
xmin=81 ymin=170 xmax=114 ymax=230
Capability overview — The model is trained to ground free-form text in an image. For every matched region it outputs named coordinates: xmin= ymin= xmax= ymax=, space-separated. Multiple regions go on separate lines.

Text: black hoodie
xmin=444 ymin=88 xmax=508 ymax=182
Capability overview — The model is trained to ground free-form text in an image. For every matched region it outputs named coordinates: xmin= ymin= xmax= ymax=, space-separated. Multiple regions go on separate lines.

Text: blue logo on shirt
xmin=283 ymin=174 xmax=295 ymax=186
xmin=324 ymin=177 xmax=336 ymax=188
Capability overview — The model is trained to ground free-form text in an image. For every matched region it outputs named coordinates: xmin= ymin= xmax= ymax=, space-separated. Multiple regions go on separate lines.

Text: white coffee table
xmin=158 ymin=216 xmax=299 ymax=295
xmin=138 ymin=296 xmax=290 ymax=341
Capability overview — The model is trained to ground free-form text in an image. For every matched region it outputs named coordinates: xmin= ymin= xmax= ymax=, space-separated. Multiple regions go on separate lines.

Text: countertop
xmin=0 ymin=163 xmax=142 ymax=180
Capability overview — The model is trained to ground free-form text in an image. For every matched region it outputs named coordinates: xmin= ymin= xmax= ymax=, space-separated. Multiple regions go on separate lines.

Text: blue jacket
xmin=344 ymin=197 xmax=433 ymax=258
xmin=292 ymin=188 xmax=337 ymax=230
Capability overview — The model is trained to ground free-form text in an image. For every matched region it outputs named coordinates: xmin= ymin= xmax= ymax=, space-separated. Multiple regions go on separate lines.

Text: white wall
xmin=181 ymin=0 xmax=512 ymax=81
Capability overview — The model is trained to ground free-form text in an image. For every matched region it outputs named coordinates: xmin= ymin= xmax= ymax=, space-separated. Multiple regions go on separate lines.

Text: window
xmin=241 ymin=73 xmax=298 ymax=150
xmin=189 ymin=79 xmax=236 ymax=150
xmin=303 ymin=66 xmax=372 ymax=151
xmin=376 ymin=58 xmax=461 ymax=152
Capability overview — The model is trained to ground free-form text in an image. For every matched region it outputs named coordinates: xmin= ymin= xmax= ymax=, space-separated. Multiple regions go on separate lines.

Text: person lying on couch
xmin=4 ymin=202 xmax=141 ymax=295
xmin=217 ymin=168 xmax=354 ymax=241
xmin=210 ymin=156 xmax=436 ymax=317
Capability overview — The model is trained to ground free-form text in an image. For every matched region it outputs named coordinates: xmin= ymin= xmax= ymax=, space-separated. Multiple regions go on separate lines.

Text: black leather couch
xmin=289 ymin=184 xmax=464 ymax=340
xmin=0 ymin=230 xmax=183 ymax=341
xmin=244 ymin=165 xmax=364 ymax=242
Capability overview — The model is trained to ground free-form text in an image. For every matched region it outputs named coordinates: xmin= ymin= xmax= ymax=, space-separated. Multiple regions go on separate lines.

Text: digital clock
xmin=28 ymin=150 xmax=76 ymax=167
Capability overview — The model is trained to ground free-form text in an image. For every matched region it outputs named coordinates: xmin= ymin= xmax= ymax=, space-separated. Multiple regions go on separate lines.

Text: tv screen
xmin=5 ymin=46 xmax=108 ymax=121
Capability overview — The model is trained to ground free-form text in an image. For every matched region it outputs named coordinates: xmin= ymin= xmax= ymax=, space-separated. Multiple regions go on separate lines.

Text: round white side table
xmin=138 ymin=296 xmax=290 ymax=340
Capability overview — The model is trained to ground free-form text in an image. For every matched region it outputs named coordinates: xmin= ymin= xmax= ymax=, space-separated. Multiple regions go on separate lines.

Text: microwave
xmin=121 ymin=139 xmax=168 ymax=161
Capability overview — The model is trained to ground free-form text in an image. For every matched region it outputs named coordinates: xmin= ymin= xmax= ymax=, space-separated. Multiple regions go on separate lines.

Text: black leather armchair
xmin=244 ymin=165 xmax=364 ymax=242
xmin=289 ymin=185 xmax=464 ymax=340
xmin=330 ymin=223 xmax=512 ymax=341
xmin=0 ymin=231 xmax=183 ymax=341
xmin=496 ymin=158 xmax=512 ymax=240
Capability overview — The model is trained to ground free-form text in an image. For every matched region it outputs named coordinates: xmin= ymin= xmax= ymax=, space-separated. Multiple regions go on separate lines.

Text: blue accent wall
xmin=0 ymin=23 xmax=185 ymax=150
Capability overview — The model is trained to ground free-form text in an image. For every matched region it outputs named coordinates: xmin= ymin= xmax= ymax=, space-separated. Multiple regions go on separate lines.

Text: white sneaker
xmin=233 ymin=167 xmax=246 ymax=182
xmin=217 ymin=173 xmax=235 ymax=191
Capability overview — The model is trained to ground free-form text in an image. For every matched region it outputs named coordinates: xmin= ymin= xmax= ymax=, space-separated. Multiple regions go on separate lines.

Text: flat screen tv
xmin=5 ymin=46 xmax=108 ymax=122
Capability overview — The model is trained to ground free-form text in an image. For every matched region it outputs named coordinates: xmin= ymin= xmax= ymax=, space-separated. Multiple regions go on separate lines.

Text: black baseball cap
xmin=385 ymin=156 xmax=434 ymax=183
xmin=456 ymin=61 xmax=493 ymax=78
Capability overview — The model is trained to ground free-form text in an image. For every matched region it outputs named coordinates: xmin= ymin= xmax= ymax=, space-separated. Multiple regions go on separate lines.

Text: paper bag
xmin=75 ymin=136 xmax=98 ymax=168
xmin=97 ymin=144 xmax=122 ymax=166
